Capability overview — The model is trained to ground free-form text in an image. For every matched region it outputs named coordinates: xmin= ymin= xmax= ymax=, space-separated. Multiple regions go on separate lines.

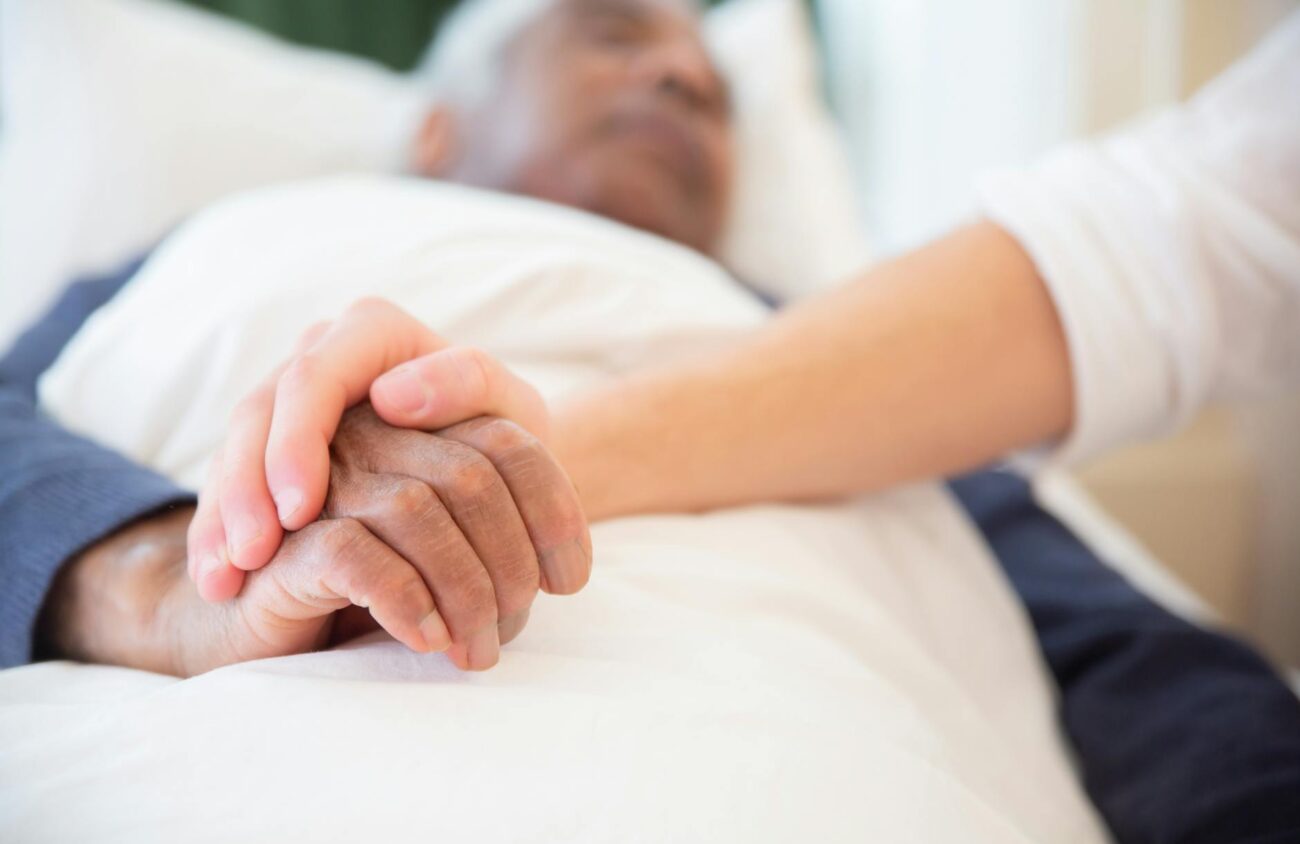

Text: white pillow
xmin=0 ymin=0 xmax=427 ymax=344
xmin=707 ymin=0 xmax=872 ymax=297
xmin=0 ymin=0 xmax=869 ymax=346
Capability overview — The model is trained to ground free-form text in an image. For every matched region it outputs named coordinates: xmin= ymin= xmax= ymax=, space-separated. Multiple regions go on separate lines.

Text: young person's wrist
xmin=552 ymin=366 xmax=716 ymax=522
xmin=552 ymin=387 xmax=650 ymax=522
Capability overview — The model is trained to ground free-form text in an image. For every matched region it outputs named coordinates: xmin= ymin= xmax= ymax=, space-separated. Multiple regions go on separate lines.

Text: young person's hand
xmin=186 ymin=298 xmax=590 ymax=667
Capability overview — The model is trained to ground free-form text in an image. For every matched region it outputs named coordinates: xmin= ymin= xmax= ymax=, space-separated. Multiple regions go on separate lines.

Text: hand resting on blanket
xmin=38 ymin=304 xmax=591 ymax=675
xmin=178 ymin=299 xmax=591 ymax=672
xmin=40 ymin=402 xmax=585 ymax=675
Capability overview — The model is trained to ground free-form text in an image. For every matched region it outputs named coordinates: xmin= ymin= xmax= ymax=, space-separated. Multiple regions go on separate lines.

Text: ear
xmin=410 ymin=105 xmax=460 ymax=177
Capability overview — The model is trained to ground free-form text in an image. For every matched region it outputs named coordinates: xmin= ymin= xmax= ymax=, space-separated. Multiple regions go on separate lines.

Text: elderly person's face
xmin=415 ymin=0 xmax=734 ymax=254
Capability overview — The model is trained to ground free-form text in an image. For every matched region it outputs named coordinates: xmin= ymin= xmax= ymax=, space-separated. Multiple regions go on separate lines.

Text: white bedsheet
xmin=1 ymin=177 xmax=1108 ymax=843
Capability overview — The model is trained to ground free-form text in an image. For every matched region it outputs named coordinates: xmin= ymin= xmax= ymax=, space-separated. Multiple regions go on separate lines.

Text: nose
xmin=631 ymin=41 xmax=722 ymax=114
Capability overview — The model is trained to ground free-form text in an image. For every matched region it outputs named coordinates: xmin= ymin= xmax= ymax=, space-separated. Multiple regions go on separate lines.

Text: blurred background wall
xmin=819 ymin=0 xmax=1300 ymax=668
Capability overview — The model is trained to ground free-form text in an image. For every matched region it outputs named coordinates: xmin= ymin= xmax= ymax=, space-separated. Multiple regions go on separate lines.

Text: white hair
xmin=415 ymin=0 xmax=557 ymax=108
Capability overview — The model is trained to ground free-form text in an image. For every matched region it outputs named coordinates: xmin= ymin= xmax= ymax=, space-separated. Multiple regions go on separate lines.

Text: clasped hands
xmin=48 ymin=299 xmax=591 ymax=676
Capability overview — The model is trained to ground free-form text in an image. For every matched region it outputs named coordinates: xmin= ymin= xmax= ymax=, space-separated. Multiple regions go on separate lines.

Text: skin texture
xmin=413 ymin=0 xmax=734 ymax=255
xmin=44 ymin=404 xmax=588 ymax=676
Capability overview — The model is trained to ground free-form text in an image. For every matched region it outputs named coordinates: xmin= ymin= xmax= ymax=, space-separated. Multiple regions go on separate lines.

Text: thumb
xmin=369 ymin=346 xmax=549 ymax=441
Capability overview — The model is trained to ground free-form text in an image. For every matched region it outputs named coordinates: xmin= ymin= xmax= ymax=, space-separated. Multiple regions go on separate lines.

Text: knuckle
xmin=493 ymin=444 xmax=550 ymax=494
xmin=218 ymin=449 xmax=254 ymax=486
xmin=444 ymin=568 xmax=497 ymax=628
xmin=278 ymin=354 xmax=321 ymax=395
xmin=494 ymin=562 xmax=539 ymax=617
xmin=383 ymin=569 xmax=430 ymax=614
xmin=446 ymin=450 xmax=505 ymax=500
xmin=313 ymin=517 xmax=369 ymax=561
xmin=385 ymin=478 xmax=441 ymax=523
xmin=475 ymin=417 xmax=536 ymax=456
xmin=454 ymin=346 xmax=494 ymax=402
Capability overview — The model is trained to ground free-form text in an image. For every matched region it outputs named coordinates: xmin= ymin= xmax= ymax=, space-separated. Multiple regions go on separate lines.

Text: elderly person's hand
xmin=183 ymin=298 xmax=590 ymax=670
xmin=40 ymin=399 xmax=588 ymax=676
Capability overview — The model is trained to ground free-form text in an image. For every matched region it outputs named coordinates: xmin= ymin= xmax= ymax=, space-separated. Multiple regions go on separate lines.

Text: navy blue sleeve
xmin=0 ymin=254 xmax=192 ymax=669
xmin=951 ymin=469 xmax=1300 ymax=844
xmin=0 ymin=254 xmax=149 ymax=401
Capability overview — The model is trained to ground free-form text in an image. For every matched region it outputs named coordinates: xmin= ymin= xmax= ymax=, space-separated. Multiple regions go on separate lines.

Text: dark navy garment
xmin=0 ymin=255 xmax=193 ymax=668
xmin=2 ymin=253 xmax=1299 ymax=844
xmin=950 ymin=471 xmax=1300 ymax=844
xmin=0 ymin=254 xmax=150 ymax=401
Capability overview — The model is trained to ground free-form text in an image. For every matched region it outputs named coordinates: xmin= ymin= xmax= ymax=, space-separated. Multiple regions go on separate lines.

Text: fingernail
xmin=467 ymin=625 xmax=500 ymax=671
xmin=539 ymin=539 xmax=590 ymax=595
xmin=498 ymin=608 xmax=531 ymax=645
xmin=377 ymin=366 xmax=433 ymax=415
xmin=227 ymin=512 xmax=263 ymax=560
xmin=274 ymin=487 xmax=303 ymax=524
xmin=419 ymin=612 xmax=451 ymax=653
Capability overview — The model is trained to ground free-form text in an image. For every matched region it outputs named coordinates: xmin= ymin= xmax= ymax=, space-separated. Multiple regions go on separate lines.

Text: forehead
xmin=542 ymin=0 xmax=702 ymax=35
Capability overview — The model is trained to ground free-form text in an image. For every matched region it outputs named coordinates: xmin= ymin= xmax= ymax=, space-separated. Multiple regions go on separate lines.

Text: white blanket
xmin=2 ymin=177 xmax=1108 ymax=843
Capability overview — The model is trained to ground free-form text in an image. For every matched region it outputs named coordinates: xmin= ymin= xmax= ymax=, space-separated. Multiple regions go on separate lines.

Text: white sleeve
xmin=978 ymin=12 xmax=1300 ymax=468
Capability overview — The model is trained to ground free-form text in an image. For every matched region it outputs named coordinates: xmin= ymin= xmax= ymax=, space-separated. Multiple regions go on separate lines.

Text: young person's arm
xmin=549 ymin=220 xmax=1071 ymax=519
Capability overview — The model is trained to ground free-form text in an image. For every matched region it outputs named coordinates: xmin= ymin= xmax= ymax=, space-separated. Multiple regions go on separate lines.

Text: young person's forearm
xmin=552 ymin=220 xmax=1073 ymax=520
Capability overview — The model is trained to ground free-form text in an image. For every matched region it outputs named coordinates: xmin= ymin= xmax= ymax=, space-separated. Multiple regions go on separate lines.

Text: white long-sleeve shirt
xmin=979 ymin=12 xmax=1300 ymax=467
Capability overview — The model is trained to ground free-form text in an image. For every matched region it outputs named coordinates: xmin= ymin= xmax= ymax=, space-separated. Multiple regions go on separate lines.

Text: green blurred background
xmin=176 ymin=0 xmax=742 ymax=70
